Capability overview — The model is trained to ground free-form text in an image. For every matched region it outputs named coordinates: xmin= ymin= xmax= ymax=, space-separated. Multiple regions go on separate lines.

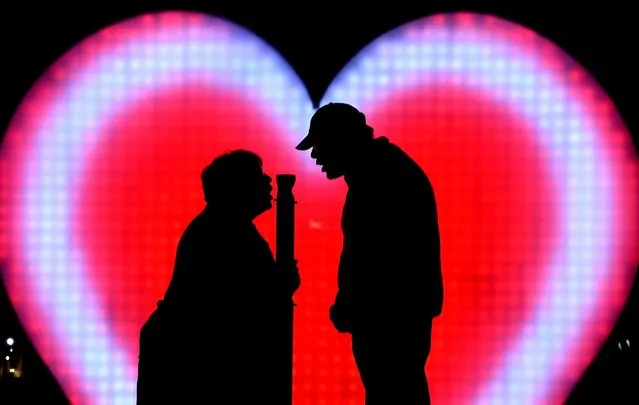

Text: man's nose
xmin=310 ymin=147 xmax=317 ymax=159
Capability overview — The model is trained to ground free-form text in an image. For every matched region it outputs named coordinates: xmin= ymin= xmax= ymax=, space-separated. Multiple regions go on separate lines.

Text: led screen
xmin=1 ymin=11 xmax=637 ymax=405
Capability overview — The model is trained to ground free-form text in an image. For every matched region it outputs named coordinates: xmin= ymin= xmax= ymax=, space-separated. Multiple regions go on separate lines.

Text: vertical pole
xmin=275 ymin=174 xmax=296 ymax=405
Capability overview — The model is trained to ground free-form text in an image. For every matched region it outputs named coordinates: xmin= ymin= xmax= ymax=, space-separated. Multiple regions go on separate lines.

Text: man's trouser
xmin=352 ymin=320 xmax=433 ymax=405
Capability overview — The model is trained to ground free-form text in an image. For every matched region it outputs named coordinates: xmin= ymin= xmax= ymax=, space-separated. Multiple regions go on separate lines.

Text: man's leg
xmin=137 ymin=315 xmax=165 ymax=405
xmin=352 ymin=331 xmax=378 ymax=404
xmin=394 ymin=322 xmax=432 ymax=405
xmin=352 ymin=321 xmax=433 ymax=405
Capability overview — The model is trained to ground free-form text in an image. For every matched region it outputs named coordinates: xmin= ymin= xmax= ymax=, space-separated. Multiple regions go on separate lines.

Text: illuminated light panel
xmin=1 ymin=10 xmax=637 ymax=405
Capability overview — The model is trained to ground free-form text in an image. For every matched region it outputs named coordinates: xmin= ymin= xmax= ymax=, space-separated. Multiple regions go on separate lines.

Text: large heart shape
xmin=1 ymin=11 xmax=637 ymax=405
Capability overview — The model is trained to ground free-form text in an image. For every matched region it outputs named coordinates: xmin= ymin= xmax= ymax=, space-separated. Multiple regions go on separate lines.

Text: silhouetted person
xmin=296 ymin=103 xmax=444 ymax=405
xmin=136 ymin=150 xmax=301 ymax=404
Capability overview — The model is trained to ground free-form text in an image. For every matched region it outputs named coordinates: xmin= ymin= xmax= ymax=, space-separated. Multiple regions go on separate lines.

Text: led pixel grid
xmin=1 ymin=11 xmax=637 ymax=405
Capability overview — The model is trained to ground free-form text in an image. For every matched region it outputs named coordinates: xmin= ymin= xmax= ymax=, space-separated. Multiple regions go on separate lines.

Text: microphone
xmin=275 ymin=174 xmax=296 ymax=405
xmin=276 ymin=174 xmax=296 ymax=266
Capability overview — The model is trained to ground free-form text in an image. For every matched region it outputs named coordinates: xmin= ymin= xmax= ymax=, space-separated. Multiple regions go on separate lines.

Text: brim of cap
xmin=295 ymin=134 xmax=314 ymax=151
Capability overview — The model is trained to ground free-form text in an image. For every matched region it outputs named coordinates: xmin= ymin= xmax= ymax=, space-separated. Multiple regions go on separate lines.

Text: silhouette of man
xmin=136 ymin=150 xmax=301 ymax=404
xmin=296 ymin=103 xmax=444 ymax=405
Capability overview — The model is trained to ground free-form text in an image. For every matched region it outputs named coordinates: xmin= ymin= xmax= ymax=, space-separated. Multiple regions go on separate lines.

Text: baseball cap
xmin=295 ymin=102 xmax=367 ymax=151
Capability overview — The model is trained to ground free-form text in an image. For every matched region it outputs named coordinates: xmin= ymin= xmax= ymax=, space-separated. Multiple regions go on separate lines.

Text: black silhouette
xmin=296 ymin=103 xmax=444 ymax=405
xmin=136 ymin=150 xmax=301 ymax=404
xmin=274 ymin=173 xmax=298 ymax=405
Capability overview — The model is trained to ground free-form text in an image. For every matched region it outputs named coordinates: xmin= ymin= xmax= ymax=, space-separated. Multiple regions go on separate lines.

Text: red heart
xmin=1 ymin=11 xmax=637 ymax=405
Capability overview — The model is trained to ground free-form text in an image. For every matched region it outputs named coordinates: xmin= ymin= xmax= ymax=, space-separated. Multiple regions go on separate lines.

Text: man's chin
xmin=325 ymin=171 xmax=344 ymax=180
xmin=322 ymin=167 xmax=344 ymax=180
xmin=256 ymin=200 xmax=273 ymax=216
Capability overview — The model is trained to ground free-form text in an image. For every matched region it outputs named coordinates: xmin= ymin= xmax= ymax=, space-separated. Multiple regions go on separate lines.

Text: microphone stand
xmin=275 ymin=174 xmax=296 ymax=405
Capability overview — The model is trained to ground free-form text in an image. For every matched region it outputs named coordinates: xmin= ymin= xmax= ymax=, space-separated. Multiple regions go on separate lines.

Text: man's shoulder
xmin=178 ymin=212 xmax=207 ymax=240
xmin=376 ymin=142 xmax=428 ymax=183
xmin=378 ymin=142 xmax=437 ymax=211
xmin=177 ymin=210 xmax=235 ymax=252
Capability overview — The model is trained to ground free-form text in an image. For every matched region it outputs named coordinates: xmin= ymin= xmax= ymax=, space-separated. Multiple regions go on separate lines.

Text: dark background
xmin=1 ymin=1 xmax=637 ymax=403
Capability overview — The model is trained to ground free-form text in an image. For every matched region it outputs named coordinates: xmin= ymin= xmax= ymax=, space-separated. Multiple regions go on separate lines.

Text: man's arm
xmin=274 ymin=259 xmax=301 ymax=298
xmin=351 ymin=177 xmax=443 ymax=328
xmin=330 ymin=245 xmax=355 ymax=333
xmin=366 ymin=176 xmax=443 ymax=318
